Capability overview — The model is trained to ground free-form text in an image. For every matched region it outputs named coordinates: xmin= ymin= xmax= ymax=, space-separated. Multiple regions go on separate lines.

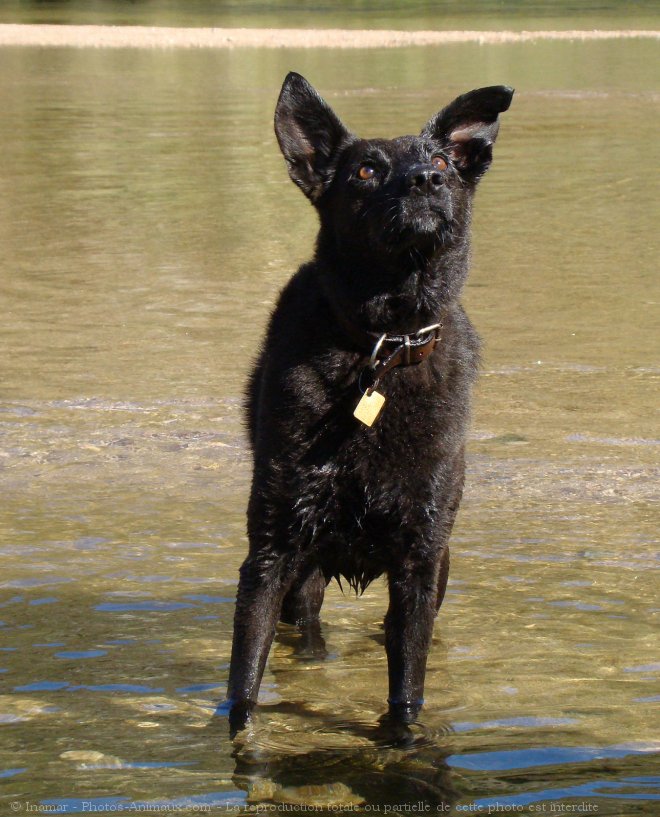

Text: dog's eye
xmin=357 ymin=164 xmax=376 ymax=181
xmin=431 ymin=156 xmax=448 ymax=171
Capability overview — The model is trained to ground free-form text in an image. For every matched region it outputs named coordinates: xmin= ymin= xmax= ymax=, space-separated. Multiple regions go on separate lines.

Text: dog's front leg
xmin=384 ymin=553 xmax=444 ymax=723
xmin=227 ymin=553 xmax=293 ymax=735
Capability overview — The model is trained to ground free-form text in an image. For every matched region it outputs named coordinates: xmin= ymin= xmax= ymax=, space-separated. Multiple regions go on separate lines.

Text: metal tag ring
xmin=368 ymin=333 xmax=387 ymax=368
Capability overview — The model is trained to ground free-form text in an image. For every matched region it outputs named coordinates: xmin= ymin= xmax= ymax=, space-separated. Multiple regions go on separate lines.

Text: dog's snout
xmin=406 ymin=165 xmax=444 ymax=194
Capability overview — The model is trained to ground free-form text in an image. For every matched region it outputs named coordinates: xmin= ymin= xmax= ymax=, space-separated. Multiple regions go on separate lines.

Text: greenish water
xmin=0 ymin=37 xmax=659 ymax=816
xmin=0 ymin=0 xmax=659 ymax=31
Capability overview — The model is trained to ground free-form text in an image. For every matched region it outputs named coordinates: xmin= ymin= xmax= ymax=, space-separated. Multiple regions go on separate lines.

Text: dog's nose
xmin=405 ymin=165 xmax=444 ymax=194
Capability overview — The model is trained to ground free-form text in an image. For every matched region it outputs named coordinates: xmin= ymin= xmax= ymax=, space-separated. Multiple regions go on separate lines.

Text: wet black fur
xmin=227 ymin=73 xmax=513 ymax=732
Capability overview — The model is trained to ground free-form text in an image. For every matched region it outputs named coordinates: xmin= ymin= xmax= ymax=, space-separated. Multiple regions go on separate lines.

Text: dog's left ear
xmin=275 ymin=72 xmax=354 ymax=202
xmin=421 ymin=86 xmax=514 ymax=182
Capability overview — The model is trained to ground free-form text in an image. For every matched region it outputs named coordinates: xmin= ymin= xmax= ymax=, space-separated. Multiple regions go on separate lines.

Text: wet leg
xmin=385 ymin=558 xmax=441 ymax=723
xmin=281 ymin=565 xmax=327 ymax=658
xmin=280 ymin=565 xmax=326 ymax=625
xmin=227 ymin=555 xmax=292 ymax=735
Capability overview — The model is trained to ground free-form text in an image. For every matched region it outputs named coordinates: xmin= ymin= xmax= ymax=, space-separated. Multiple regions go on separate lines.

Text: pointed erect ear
xmin=421 ymin=86 xmax=514 ymax=182
xmin=274 ymin=72 xmax=354 ymax=201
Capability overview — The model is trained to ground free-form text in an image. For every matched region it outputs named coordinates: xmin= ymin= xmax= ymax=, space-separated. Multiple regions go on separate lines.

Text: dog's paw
xmin=217 ymin=698 xmax=256 ymax=738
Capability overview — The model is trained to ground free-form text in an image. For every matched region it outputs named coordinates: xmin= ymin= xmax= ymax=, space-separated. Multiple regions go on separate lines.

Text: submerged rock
xmin=247 ymin=778 xmax=365 ymax=808
xmin=275 ymin=782 xmax=365 ymax=807
xmin=60 ymin=750 xmax=125 ymax=769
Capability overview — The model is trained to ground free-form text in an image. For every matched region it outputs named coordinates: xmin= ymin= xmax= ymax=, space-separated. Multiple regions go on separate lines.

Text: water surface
xmin=0 ymin=37 xmax=658 ymax=816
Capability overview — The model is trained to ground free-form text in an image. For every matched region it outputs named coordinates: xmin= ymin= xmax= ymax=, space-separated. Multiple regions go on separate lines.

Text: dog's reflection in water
xmin=213 ymin=623 xmax=456 ymax=812
xmin=229 ymin=708 xmax=457 ymax=812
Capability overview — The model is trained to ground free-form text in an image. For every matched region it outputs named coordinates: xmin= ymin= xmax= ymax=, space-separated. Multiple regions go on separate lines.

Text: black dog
xmin=227 ymin=73 xmax=512 ymax=732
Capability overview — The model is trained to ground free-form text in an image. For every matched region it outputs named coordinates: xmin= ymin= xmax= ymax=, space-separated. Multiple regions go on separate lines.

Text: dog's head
xmin=274 ymin=73 xmax=513 ymax=271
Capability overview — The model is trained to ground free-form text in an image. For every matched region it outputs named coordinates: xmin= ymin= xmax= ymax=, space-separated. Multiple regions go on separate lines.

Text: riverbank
xmin=0 ymin=23 xmax=658 ymax=49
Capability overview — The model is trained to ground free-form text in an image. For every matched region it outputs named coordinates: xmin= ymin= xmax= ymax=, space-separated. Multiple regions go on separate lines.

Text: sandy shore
xmin=0 ymin=24 xmax=658 ymax=49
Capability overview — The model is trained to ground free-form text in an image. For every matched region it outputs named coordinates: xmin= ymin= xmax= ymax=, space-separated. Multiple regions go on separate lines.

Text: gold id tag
xmin=353 ymin=389 xmax=386 ymax=427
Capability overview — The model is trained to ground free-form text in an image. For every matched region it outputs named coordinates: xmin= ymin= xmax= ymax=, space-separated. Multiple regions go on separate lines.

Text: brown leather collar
xmin=334 ymin=310 xmax=442 ymax=390
xmin=363 ymin=325 xmax=441 ymax=387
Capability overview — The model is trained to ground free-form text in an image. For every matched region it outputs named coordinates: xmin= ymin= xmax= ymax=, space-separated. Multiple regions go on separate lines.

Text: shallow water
xmin=0 ymin=35 xmax=658 ymax=817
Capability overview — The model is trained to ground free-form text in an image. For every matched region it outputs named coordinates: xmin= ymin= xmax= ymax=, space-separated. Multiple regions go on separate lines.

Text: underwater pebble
xmin=0 ymin=696 xmax=54 ymax=720
xmin=61 ymin=750 xmax=106 ymax=762
xmin=60 ymin=750 xmax=125 ymax=769
xmin=275 ymin=783 xmax=365 ymax=807
xmin=248 ymin=779 xmax=279 ymax=802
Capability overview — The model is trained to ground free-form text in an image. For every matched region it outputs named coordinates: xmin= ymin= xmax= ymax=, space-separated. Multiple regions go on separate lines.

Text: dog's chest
xmin=285 ymin=362 xmax=459 ymax=539
xmin=254 ymin=297 xmax=476 ymax=574
xmin=287 ymin=416 xmax=447 ymax=587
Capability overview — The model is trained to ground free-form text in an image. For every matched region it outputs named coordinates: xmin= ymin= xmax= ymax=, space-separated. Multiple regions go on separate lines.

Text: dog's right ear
xmin=274 ymin=73 xmax=353 ymax=202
